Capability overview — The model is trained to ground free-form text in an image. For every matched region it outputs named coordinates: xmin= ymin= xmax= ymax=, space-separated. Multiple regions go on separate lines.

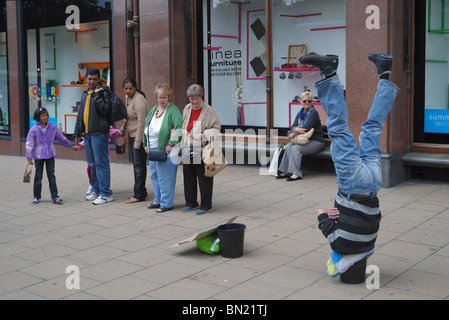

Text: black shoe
xmin=287 ymin=176 xmax=302 ymax=182
xmin=147 ymin=202 xmax=160 ymax=209
xmin=299 ymin=54 xmax=339 ymax=77
xmin=368 ymin=54 xmax=393 ymax=77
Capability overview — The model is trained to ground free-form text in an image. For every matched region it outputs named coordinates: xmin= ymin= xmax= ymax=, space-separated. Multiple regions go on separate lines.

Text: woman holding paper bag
xmin=181 ymin=84 xmax=221 ymax=215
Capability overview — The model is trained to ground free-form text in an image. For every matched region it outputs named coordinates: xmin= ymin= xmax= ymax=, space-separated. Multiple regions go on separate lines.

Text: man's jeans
xmin=129 ymin=137 xmax=148 ymax=200
xmin=315 ymin=75 xmax=399 ymax=197
xmin=84 ymin=132 xmax=112 ymax=197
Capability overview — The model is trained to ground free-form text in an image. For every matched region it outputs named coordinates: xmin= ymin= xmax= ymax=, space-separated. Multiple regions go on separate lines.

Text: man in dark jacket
xmin=74 ymin=68 xmax=113 ymax=205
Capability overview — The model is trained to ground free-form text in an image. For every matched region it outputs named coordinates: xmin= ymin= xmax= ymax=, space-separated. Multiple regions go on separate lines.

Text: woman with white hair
xmin=277 ymin=90 xmax=325 ymax=181
xmin=181 ymin=84 xmax=221 ymax=215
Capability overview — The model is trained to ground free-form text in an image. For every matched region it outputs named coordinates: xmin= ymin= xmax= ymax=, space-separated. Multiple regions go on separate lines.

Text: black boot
xmin=299 ymin=54 xmax=339 ymax=78
xmin=368 ymin=54 xmax=393 ymax=79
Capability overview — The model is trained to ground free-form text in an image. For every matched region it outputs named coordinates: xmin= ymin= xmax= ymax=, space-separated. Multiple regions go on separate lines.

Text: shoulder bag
xmin=148 ymin=148 xmax=167 ymax=162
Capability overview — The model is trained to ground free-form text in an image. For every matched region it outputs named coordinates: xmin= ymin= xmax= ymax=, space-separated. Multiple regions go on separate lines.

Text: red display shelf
xmin=273 ymin=67 xmax=318 ymax=72
xmin=280 ymin=13 xmax=321 ymax=18
xmin=67 ymin=29 xmax=97 ymax=42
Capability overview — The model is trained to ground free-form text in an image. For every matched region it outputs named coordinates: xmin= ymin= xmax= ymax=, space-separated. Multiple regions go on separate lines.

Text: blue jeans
xmin=34 ymin=158 xmax=58 ymax=200
xmin=315 ymin=75 xmax=399 ymax=197
xmin=149 ymin=155 xmax=178 ymax=208
xmin=84 ymin=132 xmax=112 ymax=197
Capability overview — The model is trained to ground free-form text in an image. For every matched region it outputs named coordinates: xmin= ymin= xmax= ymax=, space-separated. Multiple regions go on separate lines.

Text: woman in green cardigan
xmin=143 ymin=83 xmax=183 ymax=213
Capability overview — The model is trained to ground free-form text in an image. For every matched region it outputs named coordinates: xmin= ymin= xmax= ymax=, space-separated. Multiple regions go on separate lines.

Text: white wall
xmin=205 ymin=0 xmax=346 ymax=128
xmin=27 ymin=21 xmax=110 ymax=133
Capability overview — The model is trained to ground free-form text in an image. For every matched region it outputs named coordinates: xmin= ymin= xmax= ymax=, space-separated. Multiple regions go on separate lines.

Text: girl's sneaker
xmin=32 ymin=198 xmax=39 ymax=204
xmin=86 ymin=185 xmax=94 ymax=195
xmin=53 ymin=197 xmax=63 ymax=204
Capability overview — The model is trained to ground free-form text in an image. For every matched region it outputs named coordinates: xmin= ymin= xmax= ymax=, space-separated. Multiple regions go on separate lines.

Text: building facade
xmin=0 ymin=0 xmax=448 ymax=186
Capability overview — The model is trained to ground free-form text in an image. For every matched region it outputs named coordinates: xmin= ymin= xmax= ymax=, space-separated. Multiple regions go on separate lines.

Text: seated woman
xmin=277 ymin=90 xmax=325 ymax=181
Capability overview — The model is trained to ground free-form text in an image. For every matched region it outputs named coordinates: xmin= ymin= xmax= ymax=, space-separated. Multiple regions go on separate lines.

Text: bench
xmin=402 ymin=152 xmax=449 ymax=168
xmin=219 ymin=137 xmax=334 ymax=172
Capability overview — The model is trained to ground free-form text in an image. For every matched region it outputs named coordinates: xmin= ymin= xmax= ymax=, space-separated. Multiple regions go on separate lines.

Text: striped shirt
xmin=318 ymin=193 xmax=381 ymax=254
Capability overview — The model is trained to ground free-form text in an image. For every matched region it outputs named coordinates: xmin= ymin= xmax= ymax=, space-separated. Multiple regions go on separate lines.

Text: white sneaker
xmin=86 ymin=185 xmax=94 ymax=195
xmin=85 ymin=192 xmax=98 ymax=201
xmin=92 ymin=195 xmax=114 ymax=205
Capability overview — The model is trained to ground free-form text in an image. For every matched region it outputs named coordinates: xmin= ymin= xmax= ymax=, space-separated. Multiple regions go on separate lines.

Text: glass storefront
xmin=424 ymin=0 xmax=449 ymax=134
xmin=21 ymin=0 xmax=112 ymax=137
xmin=202 ymin=0 xmax=346 ymax=131
xmin=415 ymin=0 xmax=449 ymax=144
xmin=0 ymin=0 xmax=9 ymax=136
xmin=271 ymin=0 xmax=346 ymax=129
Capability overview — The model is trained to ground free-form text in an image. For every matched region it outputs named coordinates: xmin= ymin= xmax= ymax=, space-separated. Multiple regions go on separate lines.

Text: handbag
xmin=148 ymin=148 xmax=167 ymax=162
xmin=115 ymin=136 xmax=126 ymax=154
xmin=23 ymin=164 xmax=32 ymax=183
xmin=202 ymin=139 xmax=227 ymax=177
xmin=291 ymin=128 xmax=314 ymax=145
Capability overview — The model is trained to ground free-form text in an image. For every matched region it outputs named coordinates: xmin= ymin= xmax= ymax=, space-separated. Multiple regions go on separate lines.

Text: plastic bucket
xmin=217 ymin=223 xmax=246 ymax=258
xmin=340 ymin=257 xmax=367 ymax=284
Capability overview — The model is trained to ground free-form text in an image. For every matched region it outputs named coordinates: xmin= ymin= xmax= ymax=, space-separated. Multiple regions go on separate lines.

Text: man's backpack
xmin=102 ymin=86 xmax=127 ymax=123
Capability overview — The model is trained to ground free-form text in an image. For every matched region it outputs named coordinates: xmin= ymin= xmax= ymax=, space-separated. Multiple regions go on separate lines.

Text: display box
xmin=288 ymin=44 xmax=307 ymax=66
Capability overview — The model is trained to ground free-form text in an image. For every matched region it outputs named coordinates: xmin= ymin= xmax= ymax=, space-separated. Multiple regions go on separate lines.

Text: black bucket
xmin=340 ymin=257 xmax=367 ymax=284
xmin=217 ymin=223 xmax=246 ymax=258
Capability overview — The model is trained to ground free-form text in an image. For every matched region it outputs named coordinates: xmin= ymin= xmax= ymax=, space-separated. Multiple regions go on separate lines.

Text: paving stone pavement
xmin=1 ymin=155 xmax=449 ymax=300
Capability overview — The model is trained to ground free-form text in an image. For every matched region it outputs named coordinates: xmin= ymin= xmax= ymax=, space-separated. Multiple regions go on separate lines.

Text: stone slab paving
xmin=0 ymin=155 xmax=448 ymax=300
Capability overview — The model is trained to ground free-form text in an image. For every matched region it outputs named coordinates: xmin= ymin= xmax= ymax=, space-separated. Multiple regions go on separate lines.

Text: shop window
xmin=424 ymin=0 xmax=449 ymax=134
xmin=0 ymin=1 xmax=10 ymax=136
xmin=21 ymin=0 xmax=112 ymax=138
xmin=272 ymin=0 xmax=346 ymax=130
xmin=202 ymin=0 xmax=345 ymax=131
xmin=203 ymin=0 xmax=267 ymax=128
xmin=414 ymin=0 xmax=449 ymax=143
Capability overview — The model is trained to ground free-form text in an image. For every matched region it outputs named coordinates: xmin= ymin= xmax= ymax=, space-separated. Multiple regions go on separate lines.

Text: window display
xmin=424 ymin=0 xmax=449 ymax=134
xmin=21 ymin=0 xmax=112 ymax=137
xmin=272 ymin=0 xmax=346 ymax=129
xmin=0 ymin=1 xmax=9 ymax=136
xmin=203 ymin=0 xmax=346 ymax=130
xmin=204 ymin=0 xmax=266 ymax=127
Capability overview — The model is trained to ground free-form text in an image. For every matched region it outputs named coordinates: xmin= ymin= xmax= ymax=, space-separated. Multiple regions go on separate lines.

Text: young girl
xmin=26 ymin=107 xmax=77 ymax=204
